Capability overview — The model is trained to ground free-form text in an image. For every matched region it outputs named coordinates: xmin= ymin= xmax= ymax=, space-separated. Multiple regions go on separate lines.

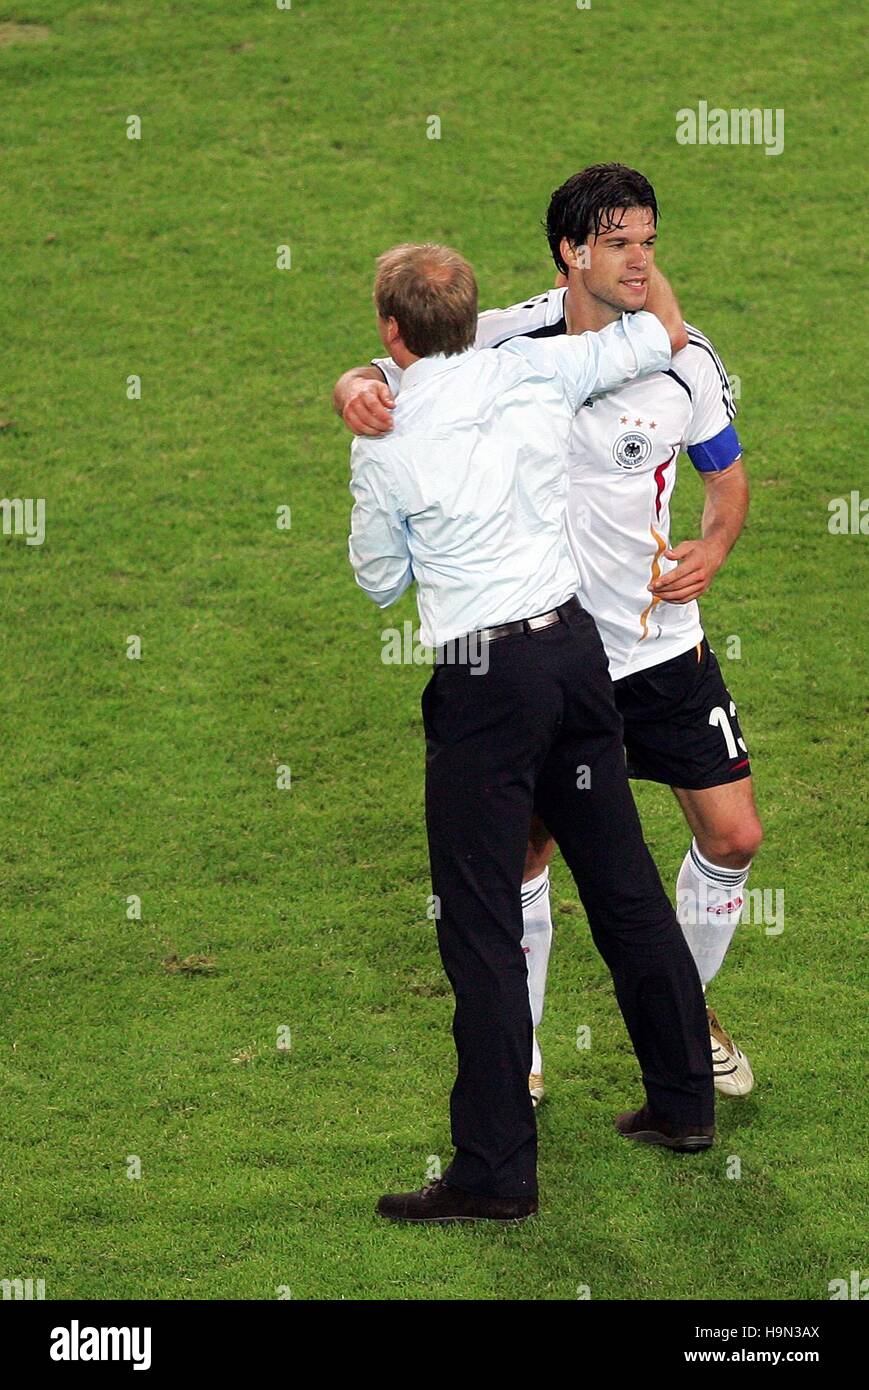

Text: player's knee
xmin=703 ymin=817 xmax=763 ymax=868
xmin=735 ymin=815 xmax=764 ymax=863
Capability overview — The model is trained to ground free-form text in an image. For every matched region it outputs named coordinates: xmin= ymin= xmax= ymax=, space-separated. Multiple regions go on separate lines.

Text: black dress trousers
xmin=421 ymin=598 xmax=714 ymax=1200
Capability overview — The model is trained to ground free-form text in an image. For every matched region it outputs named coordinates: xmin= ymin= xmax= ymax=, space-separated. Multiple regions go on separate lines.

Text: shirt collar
xmin=399 ymin=347 xmax=477 ymax=391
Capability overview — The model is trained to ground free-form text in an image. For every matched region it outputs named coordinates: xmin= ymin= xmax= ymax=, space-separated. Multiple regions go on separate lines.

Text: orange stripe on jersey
xmin=638 ymin=524 xmax=668 ymax=641
xmin=638 ymin=447 xmax=678 ymax=642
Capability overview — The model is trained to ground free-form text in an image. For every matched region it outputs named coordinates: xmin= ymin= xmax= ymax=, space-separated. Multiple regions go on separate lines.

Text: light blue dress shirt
xmin=348 ymin=312 xmax=671 ymax=648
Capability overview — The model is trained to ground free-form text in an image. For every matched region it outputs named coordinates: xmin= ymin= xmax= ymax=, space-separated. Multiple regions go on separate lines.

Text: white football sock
xmin=521 ymin=867 xmax=553 ymax=1075
xmin=676 ymin=838 xmax=750 ymax=988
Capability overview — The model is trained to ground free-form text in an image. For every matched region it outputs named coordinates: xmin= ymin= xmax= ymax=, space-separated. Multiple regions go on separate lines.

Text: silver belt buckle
xmin=525 ymin=609 xmax=559 ymax=633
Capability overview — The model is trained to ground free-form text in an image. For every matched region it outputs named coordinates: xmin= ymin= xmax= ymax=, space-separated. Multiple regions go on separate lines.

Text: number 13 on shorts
xmin=709 ymin=701 xmax=748 ymax=761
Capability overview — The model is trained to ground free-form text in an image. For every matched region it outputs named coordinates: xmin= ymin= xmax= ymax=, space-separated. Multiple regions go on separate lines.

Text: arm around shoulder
xmin=643 ymin=268 xmax=689 ymax=353
xmin=333 ymin=364 xmax=396 ymax=436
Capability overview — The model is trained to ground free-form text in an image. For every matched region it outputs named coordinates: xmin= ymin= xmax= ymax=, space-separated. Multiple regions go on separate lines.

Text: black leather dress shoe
xmin=376 ymin=1178 xmax=538 ymax=1223
xmin=615 ymin=1103 xmax=714 ymax=1153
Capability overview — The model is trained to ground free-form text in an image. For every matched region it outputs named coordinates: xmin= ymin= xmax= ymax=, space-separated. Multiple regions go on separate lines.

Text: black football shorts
xmin=614 ymin=638 xmax=752 ymax=790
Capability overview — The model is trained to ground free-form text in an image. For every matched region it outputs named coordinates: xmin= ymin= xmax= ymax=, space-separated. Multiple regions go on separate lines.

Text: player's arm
xmin=348 ymin=441 xmax=412 ymax=606
xmin=651 ymin=460 xmax=748 ymax=603
xmin=643 ymin=268 xmax=690 ymax=354
xmin=334 ymin=364 xmax=396 ymax=436
xmin=652 ymin=339 xmax=745 ymax=604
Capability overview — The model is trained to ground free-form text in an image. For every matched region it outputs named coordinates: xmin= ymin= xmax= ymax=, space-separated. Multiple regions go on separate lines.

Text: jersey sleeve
xmin=370 ymin=355 xmax=402 ymax=395
xmin=682 ymin=336 xmax=742 ymax=473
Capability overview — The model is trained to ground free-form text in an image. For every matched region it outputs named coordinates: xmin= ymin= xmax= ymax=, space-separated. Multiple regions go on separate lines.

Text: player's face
xmin=581 ymin=206 xmax=657 ymax=313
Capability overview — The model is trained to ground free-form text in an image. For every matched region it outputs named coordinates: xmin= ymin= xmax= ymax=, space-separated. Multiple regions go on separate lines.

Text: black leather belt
xmin=441 ymin=594 xmax=581 ymax=654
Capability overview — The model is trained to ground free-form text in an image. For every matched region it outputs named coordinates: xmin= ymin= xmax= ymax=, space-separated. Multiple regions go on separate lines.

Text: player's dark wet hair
xmin=546 ymin=164 xmax=658 ymax=273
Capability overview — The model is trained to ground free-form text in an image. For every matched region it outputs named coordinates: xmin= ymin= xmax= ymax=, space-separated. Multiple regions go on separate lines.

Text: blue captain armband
xmin=687 ymin=424 xmax=742 ymax=473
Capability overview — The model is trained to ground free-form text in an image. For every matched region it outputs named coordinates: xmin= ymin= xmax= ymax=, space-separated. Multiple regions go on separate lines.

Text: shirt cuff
xmin=355 ymin=567 xmax=413 ymax=607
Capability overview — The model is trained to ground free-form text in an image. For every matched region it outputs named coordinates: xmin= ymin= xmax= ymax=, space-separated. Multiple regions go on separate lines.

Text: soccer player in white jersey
xmin=334 ymin=164 xmax=763 ymax=1103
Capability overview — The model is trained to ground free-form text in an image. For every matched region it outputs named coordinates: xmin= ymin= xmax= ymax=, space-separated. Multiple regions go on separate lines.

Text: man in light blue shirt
xmin=349 ymin=295 xmax=671 ymax=648
xmin=349 ymin=243 xmax=714 ymax=1224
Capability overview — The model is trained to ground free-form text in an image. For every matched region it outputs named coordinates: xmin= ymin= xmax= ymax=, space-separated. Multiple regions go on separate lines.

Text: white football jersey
xmin=374 ymin=287 xmax=741 ymax=680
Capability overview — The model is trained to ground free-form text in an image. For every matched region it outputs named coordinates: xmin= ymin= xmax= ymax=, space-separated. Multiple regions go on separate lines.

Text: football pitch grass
xmin=0 ymin=0 xmax=865 ymax=1300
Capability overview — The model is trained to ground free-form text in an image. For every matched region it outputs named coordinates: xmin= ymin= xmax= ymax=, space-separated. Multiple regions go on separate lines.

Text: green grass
xmin=0 ymin=0 xmax=865 ymax=1300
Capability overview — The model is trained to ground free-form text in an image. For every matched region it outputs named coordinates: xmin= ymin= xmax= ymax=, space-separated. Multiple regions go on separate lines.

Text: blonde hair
xmin=374 ymin=243 xmax=478 ymax=357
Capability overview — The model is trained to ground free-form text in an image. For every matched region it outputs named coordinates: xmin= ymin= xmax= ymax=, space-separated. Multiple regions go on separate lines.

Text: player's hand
xmin=341 ymin=379 xmax=396 ymax=437
xmin=651 ymin=539 xmax=723 ymax=604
